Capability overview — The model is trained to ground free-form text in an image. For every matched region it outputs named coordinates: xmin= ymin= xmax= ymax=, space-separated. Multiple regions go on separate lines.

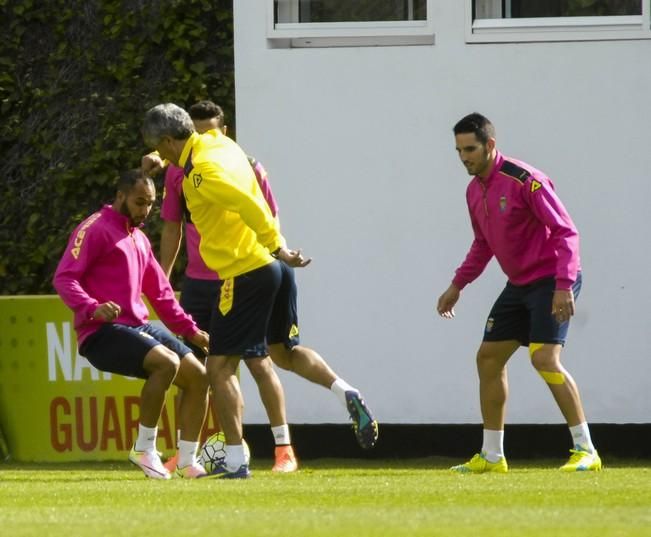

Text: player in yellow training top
xmin=141 ymin=103 xmax=378 ymax=478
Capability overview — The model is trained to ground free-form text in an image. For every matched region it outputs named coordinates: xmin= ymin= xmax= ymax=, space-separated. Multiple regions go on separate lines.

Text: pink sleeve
xmin=141 ymin=237 xmax=198 ymax=338
xmin=524 ymin=178 xmax=580 ymax=290
xmin=160 ymin=165 xmax=185 ymax=222
xmin=452 ymin=212 xmax=494 ymax=290
xmin=52 ymin=216 xmax=102 ymax=321
xmin=251 ymin=158 xmax=279 ymax=217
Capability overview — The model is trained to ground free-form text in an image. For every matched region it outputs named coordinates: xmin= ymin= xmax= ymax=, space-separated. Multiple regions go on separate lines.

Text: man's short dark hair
xmin=453 ymin=113 xmax=496 ymax=144
xmin=189 ymin=100 xmax=225 ymax=127
xmin=117 ymin=169 xmax=153 ymax=194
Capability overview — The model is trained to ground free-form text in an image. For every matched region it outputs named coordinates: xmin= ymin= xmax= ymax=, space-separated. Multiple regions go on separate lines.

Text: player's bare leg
xmin=451 ymin=340 xmax=517 ymax=473
xmin=476 ymin=340 xmax=519 ymax=430
xmin=530 ymin=343 xmax=601 ymax=471
xmin=529 ymin=343 xmax=585 ymax=425
xmin=246 ymin=356 xmax=288 ymax=426
xmin=171 ymin=354 xmax=209 ymax=477
xmin=269 ymin=343 xmax=378 ymax=449
xmin=129 ymin=345 xmax=180 ymax=479
xmin=203 ymin=354 xmax=250 ymax=478
xmin=245 ymin=356 xmax=298 ymax=472
xmin=268 ymin=344 xmax=336 ymax=388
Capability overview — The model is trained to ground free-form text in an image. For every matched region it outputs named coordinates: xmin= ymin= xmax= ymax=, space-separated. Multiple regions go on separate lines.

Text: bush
xmin=0 ymin=0 xmax=234 ymax=293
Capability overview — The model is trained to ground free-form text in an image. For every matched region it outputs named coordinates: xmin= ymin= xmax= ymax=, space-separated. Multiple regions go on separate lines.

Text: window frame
xmin=266 ymin=0 xmax=435 ymax=48
xmin=466 ymin=0 xmax=651 ymax=43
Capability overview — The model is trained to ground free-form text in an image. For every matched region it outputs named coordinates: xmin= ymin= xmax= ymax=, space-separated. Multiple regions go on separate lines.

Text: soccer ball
xmin=199 ymin=431 xmax=251 ymax=473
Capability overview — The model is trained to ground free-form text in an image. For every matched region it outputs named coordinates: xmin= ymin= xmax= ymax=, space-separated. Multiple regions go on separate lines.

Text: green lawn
xmin=1 ymin=458 xmax=649 ymax=537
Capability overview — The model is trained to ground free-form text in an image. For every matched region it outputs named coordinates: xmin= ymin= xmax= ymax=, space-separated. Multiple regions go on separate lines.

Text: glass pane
xmin=474 ymin=0 xmax=642 ymax=18
xmin=275 ymin=0 xmax=427 ymax=23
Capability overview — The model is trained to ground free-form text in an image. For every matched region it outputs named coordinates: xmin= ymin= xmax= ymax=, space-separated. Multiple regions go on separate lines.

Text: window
xmin=468 ymin=0 xmax=651 ymax=42
xmin=268 ymin=0 xmax=435 ymax=48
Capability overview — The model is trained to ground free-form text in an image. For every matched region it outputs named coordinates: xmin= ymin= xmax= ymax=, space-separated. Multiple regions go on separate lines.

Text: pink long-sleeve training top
xmin=452 ymin=152 xmax=581 ymax=291
xmin=53 ymin=205 xmax=198 ymax=346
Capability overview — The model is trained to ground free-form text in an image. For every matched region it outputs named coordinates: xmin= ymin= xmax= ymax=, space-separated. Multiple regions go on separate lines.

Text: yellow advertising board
xmin=0 ymin=295 xmax=219 ymax=462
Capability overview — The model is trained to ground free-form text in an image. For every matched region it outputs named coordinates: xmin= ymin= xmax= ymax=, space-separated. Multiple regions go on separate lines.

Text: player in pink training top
xmin=157 ymin=102 xmax=378 ymax=472
xmin=53 ymin=170 xmax=210 ymax=480
xmin=437 ymin=113 xmax=600 ymax=474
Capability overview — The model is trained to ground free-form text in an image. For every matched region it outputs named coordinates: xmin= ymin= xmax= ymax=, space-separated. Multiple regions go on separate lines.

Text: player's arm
xmin=249 ymin=157 xmax=280 ymax=217
xmin=159 ymin=165 xmax=186 ymax=280
xmin=451 ymin=212 xmax=494 ymax=290
xmin=524 ymin=178 xmax=579 ymax=323
xmin=53 ymin=219 xmax=103 ymax=321
xmin=524 ymin=178 xmax=579 ymax=291
xmin=160 ymin=220 xmax=183 ymax=280
xmin=201 ymin=164 xmax=286 ymax=254
xmin=437 ymin=213 xmax=492 ymax=318
xmin=141 ymin=152 xmax=166 ymax=176
xmin=142 ymin=243 xmax=200 ymax=339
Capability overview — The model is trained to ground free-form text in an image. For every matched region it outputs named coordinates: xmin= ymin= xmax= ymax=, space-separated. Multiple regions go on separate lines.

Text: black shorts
xmin=209 ymin=260 xmax=300 ymax=357
xmin=180 ymin=276 xmax=221 ymax=358
xmin=79 ymin=323 xmax=192 ymax=379
xmin=482 ymin=272 xmax=582 ymax=346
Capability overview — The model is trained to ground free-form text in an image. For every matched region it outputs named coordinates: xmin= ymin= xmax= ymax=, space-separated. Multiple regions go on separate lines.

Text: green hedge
xmin=0 ymin=0 xmax=234 ymax=294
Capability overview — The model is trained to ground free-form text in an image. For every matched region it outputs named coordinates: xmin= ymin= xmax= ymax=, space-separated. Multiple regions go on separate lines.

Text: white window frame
xmin=466 ymin=0 xmax=651 ymax=43
xmin=267 ymin=0 xmax=435 ymax=48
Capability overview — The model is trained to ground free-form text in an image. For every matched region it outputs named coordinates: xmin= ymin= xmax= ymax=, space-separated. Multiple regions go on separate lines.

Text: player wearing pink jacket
xmin=451 ymin=152 xmax=580 ymax=291
xmin=437 ymin=113 xmax=600 ymax=474
xmin=53 ymin=170 xmax=210 ymax=479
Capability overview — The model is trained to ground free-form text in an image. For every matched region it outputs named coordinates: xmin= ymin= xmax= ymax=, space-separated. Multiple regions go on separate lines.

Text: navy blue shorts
xmin=209 ymin=260 xmax=300 ymax=358
xmin=180 ymin=276 xmax=220 ymax=358
xmin=482 ymin=273 xmax=582 ymax=346
xmin=79 ymin=323 xmax=192 ymax=379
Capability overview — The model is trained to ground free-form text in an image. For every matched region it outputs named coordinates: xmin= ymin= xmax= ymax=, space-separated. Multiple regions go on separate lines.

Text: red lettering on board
xmin=75 ymin=396 xmax=98 ymax=452
xmin=50 ymin=397 xmax=72 ymax=452
xmin=100 ymin=397 xmax=123 ymax=451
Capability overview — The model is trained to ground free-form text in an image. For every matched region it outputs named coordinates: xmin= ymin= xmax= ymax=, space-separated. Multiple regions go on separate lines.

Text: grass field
xmin=1 ymin=457 xmax=650 ymax=537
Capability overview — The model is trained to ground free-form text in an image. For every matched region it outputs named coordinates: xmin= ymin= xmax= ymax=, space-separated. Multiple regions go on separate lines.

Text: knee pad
xmin=529 ymin=343 xmax=565 ymax=385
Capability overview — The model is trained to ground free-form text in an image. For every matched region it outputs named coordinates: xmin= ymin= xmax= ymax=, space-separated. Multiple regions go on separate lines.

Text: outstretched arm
xmin=160 ymin=220 xmax=183 ymax=279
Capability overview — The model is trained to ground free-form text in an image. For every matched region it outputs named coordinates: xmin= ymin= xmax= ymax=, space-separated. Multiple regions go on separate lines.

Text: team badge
xmin=499 ymin=196 xmax=507 ymax=212
xmin=485 ymin=317 xmax=494 ymax=333
xmin=193 ymin=173 xmax=203 ymax=188
xmin=530 ymin=180 xmax=542 ymax=193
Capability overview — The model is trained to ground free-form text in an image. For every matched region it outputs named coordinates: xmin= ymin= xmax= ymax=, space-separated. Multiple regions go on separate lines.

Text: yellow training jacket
xmin=178 ymin=131 xmax=285 ymax=279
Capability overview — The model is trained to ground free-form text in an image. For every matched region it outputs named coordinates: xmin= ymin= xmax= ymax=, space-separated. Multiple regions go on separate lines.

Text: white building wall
xmin=233 ymin=1 xmax=651 ymax=424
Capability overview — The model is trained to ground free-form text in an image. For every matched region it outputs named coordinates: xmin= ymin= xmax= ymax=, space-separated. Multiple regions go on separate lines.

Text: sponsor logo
xmin=485 ymin=317 xmax=494 ymax=333
xmin=193 ymin=173 xmax=203 ymax=188
xmin=530 ymin=180 xmax=542 ymax=193
xmin=70 ymin=212 xmax=102 ymax=259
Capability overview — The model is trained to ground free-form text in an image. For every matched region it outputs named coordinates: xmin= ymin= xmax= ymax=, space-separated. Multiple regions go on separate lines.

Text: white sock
xmin=481 ymin=429 xmax=504 ymax=462
xmin=569 ymin=422 xmax=595 ymax=452
xmin=330 ymin=378 xmax=358 ymax=409
xmin=272 ymin=424 xmax=291 ymax=446
xmin=178 ymin=440 xmax=199 ymax=468
xmin=224 ymin=444 xmax=246 ymax=472
xmin=134 ymin=424 xmax=157 ymax=453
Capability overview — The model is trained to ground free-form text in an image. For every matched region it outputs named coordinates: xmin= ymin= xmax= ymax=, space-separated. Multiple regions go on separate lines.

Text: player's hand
xmin=551 ymin=289 xmax=575 ymax=324
xmin=141 ymin=152 xmax=165 ymax=176
xmin=436 ymin=285 xmax=460 ymax=319
xmin=275 ymin=246 xmax=312 ymax=268
xmin=92 ymin=301 xmax=121 ymax=322
xmin=188 ymin=330 xmax=210 ymax=356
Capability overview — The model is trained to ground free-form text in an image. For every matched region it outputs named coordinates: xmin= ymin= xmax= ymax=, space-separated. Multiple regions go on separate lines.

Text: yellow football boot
xmin=560 ymin=448 xmax=602 ymax=472
xmin=450 ymin=452 xmax=508 ymax=474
